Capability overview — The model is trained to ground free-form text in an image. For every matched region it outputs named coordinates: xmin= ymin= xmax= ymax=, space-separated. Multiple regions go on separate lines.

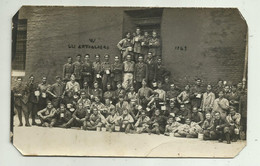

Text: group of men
xmin=12 ymin=28 xmax=247 ymax=144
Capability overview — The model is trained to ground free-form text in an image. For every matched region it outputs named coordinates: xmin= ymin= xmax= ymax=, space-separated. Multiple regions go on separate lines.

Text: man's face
xmin=138 ymin=57 xmax=143 ymax=62
xmin=170 ymin=102 xmax=175 ymax=108
xmin=147 ymin=53 xmax=152 ymax=59
xmin=47 ymin=103 xmax=52 ymax=109
xmin=192 ymin=107 xmax=198 ymax=113
xmin=168 ymin=118 xmax=174 ymax=123
xmin=126 ymin=33 xmax=131 ymax=39
xmin=231 ymin=86 xmax=237 ymax=92
xmin=126 ymin=55 xmax=131 ymax=61
xmin=218 ymin=91 xmax=224 ymax=98
xmin=81 ymin=93 xmax=86 ymax=99
xmin=185 ymin=85 xmax=189 ymax=91
xmin=115 ymin=57 xmax=119 ymax=62
xmin=155 ymin=110 xmax=160 ymax=116
xmin=93 ymin=109 xmax=98 ymax=115
xmin=107 ymin=85 xmax=111 ymax=90
xmin=152 ymin=32 xmax=157 ymax=38
xmin=207 ymin=85 xmax=212 ymax=91
xmin=170 ymin=84 xmax=175 ymax=90
xmin=83 ymin=82 xmax=88 ymax=88
xmin=136 ymin=29 xmax=140 ymax=35
xmin=123 ymin=109 xmax=128 ymax=115
xmin=215 ymin=113 xmax=220 ymax=120
xmin=105 ymin=99 xmax=110 ymax=105
xmin=119 ymin=98 xmax=124 ymax=102
xmin=85 ymin=55 xmax=90 ymax=61
xmin=17 ymin=78 xmax=22 ymax=84
xmin=78 ymin=104 xmax=83 ymax=109
xmin=157 ymin=59 xmax=162 ymax=64
xmin=94 ymin=83 xmax=98 ymax=89
xmin=76 ymin=56 xmax=81 ymax=61
xmin=224 ymin=86 xmax=229 ymax=92
xmin=142 ymin=80 xmax=147 ymax=86
xmin=117 ymin=83 xmax=122 ymax=89
xmin=130 ymin=86 xmax=134 ymax=92
xmin=218 ymin=81 xmax=223 ymax=87
xmin=95 ymin=97 xmax=100 ymax=103
xmin=237 ymin=83 xmax=242 ymax=89
xmin=60 ymin=106 xmax=65 ymax=112
xmin=71 ymin=75 xmax=76 ymax=81
xmin=144 ymin=32 xmax=148 ymax=37
xmin=68 ymin=58 xmax=72 ymax=63
xmin=196 ymin=80 xmax=201 ymax=86
xmin=105 ymin=56 xmax=109 ymax=61
xmin=158 ymin=83 xmax=162 ymax=88
xmin=95 ymin=56 xmax=100 ymax=62
xmin=42 ymin=77 xmax=47 ymax=83
xmin=205 ymin=114 xmax=211 ymax=120
xmin=56 ymin=78 xmax=61 ymax=83
xmin=29 ymin=76 xmax=34 ymax=82
xmin=165 ymin=78 xmax=169 ymax=83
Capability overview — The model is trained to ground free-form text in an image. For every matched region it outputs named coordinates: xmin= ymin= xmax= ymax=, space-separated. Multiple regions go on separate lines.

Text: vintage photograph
xmin=10 ymin=6 xmax=247 ymax=157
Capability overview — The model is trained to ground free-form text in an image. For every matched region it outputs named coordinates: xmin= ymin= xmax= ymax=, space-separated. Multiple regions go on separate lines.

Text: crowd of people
xmin=12 ymin=28 xmax=247 ymax=144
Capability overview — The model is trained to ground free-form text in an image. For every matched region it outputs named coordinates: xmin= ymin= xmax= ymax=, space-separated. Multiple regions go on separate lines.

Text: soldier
xmin=200 ymin=84 xmax=215 ymax=114
xmin=72 ymin=54 xmax=82 ymax=87
xmin=65 ymin=74 xmax=80 ymax=94
xmin=134 ymin=55 xmax=148 ymax=91
xmin=212 ymin=91 xmax=229 ymax=120
xmin=101 ymin=54 xmax=112 ymax=90
xmin=155 ymin=58 xmax=169 ymax=83
xmin=214 ymin=80 xmax=224 ymax=98
xmin=162 ymin=76 xmax=171 ymax=92
xmin=81 ymin=54 xmax=93 ymax=87
xmin=226 ymin=85 xmax=240 ymax=111
xmin=132 ymin=27 xmax=143 ymax=61
xmin=137 ymin=79 xmax=154 ymax=109
xmin=134 ymin=111 xmax=151 ymax=134
xmin=117 ymin=32 xmax=133 ymax=61
xmin=90 ymin=81 xmax=103 ymax=100
xmin=47 ymin=76 xmax=65 ymax=108
xmin=80 ymin=81 xmax=91 ymax=99
xmin=141 ymin=31 xmax=150 ymax=60
xmin=209 ymin=112 xmax=228 ymax=142
xmin=148 ymin=31 xmax=160 ymax=58
xmin=190 ymin=107 xmax=204 ymax=126
xmin=103 ymin=98 xmax=115 ymax=118
xmin=77 ymin=91 xmax=91 ymax=109
xmin=105 ymin=109 xmax=121 ymax=132
xmin=122 ymin=54 xmax=135 ymax=90
xmin=202 ymin=112 xmax=214 ymax=140
xmin=63 ymin=56 xmax=73 ymax=82
xmin=56 ymin=104 xmax=73 ymax=128
xmin=114 ymin=82 xmax=126 ymax=102
xmin=164 ymin=116 xmax=182 ymax=136
xmin=154 ymin=81 xmax=166 ymax=101
xmin=150 ymin=109 xmax=167 ymax=135
xmin=27 ymin=75 xmax=39 ymax=126
xmin=190 ymin=78 xmax=203 ymax=108
xmin=177 ymin=85 xmax=191 ymax=110
xmin=92 ymin=54 xmax=102 ymax=87
xmin=103 ymin=84 xmax=115 ymax=102
xmin=86 ymin=107 xmax=103 ymax=130
xmin=37 ymin=76 xmax=50 ymax=111
xmin=37 ymin=101 xmax=57 ymax=127
xmin=111 ymin=55 xmax=123 ymax=90
xmin=224 ymin=107 xmax=241 ymax=143
xmin=146 ymin=52 xmax=157 ymax=87
xmin=166 ymin=83 xmax=180 ymax=104
xmin=13 ymin=77 xmax=30 ymax=126
xmin=118 ymin=109 xmax=134 ymax=134
xmin=115 ymin=95 xmax=129 ymax=116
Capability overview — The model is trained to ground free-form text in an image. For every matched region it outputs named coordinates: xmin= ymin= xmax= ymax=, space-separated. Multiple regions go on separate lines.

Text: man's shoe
xmin=25 ymin=123 xmax=31 ymax=127
xmin=18 ymin=123 xmax=23 ymax=127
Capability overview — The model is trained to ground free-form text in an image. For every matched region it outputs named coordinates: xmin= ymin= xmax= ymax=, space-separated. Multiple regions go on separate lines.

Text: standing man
xmin=101 ymin=54 xmax=112 ymax=90
xmin=92 ymin=54 xmax=102 ymax=87
xmin=117 ymin=32 xmax=133 ymax=61
xmin=47 ymin=76 xmax=65 ymax=108
xmin=149 ymin=31 xmax=160 ymax=58
xmin=63 ymin=56 xmax=73 ymax=82
xmin=81 ymin=54 xmax=93 ymax=87
xmin=27 ymin=75 xmax=39 ymax=125
xmin=72 ymin=54 xmax=82 ymax=87
xmin=132 ymin=27 xmax=143 ymax=61
xmin=122 ymin=54 xmax=135 ymax=90
xmin=212 ymin=91 xmax=229 ymax=120
xmin=134 ymin=55 xmax=148 ymax=91
xmin=190 ymin=78 xmax=203 ymax=108
xmin=38 ymin=76 xmax=50 ymax=111
xmin=111 ymin=55 xmax=123 ymax=90
xmin=141 ymin=31 xmax=150 ymax=60
xmin=137 ymin=79 xmax=154 ymax=108
xmin=201 ymin=84 xmax=215 ymax=114
xmin=155 ymin=58 xmax=169 ymax=83
xmin=146 ymin=52 xmax=157 ymax=87
xmin=13 ymin=77 xmax=30 ymax=126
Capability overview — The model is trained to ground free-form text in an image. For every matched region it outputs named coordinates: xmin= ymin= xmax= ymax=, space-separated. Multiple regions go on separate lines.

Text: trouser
xmin=106 ymin=124 xmax=115 ymax=132
xmin=38 ymin=97 xmax=47 ymax=111
xmin=102 ymin=74 xmax=112 ymax=90
xmin=122 ymin=73 xmax=133 ymax=90
xmin=28 ymin=102 xmax=38 ymax=124
xmin=52 ymin=97 xmax=61 ymax=109
xmin=39 ymin=117 xmax=57 ymax=127
xmin=112 ymin=79 xmax=122 ymax=90
xmin=120 ymin=123 xmax=132 ymax=133
xmin=66 ymin=118 xmax=87 ymax=130
xmin=86 ymin=121 xmax=102 ymax=130
xmin=15 ymin=103 xmax=30 ymax=125
xmin=135 ymin=81 xmax=142 ymax=92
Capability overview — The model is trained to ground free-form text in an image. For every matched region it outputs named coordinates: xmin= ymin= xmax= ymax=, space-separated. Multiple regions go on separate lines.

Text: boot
xmin=225 ymin=133 xmax=231 ymax=144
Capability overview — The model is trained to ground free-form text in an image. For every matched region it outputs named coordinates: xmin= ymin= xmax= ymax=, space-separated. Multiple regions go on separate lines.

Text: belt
xmin=124 ymin=71 xmax=134 ymax=73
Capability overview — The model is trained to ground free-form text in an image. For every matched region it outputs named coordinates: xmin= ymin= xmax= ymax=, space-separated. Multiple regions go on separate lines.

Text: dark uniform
xmin=81 ymin=61 xmax=93 ymax=87
xmin=13 ymin=83 xmax=30 ymax=126
xmin=92 ymin=61 xmax=102 ymax=87
xmin=146 ymin=58 xmax=157 ymax=86
xmin=101 ymin=61 xmax=112 ymax=90
xmin=47 ymin=82 xmax=65 ymax=108
xmin=38 ymin=82 xmax=50 ymax=111
xmin=134 ymin=62 xmax=148 ymax=91
xmin=148 ymin=37 xmax=160 ymax=58
xmin=63 ymin=63 xmax=73 ymax=82
xmin=72 ymin=61 xmax=82 ymax=86
xmin=155 ymin=63 xmax=169 ymax=83
xmin=141 ymin=35 xmax=150 ymax=59
xmin=190 ymin=85 xmax=203 ymax=108
xmin=111 ymin=62 xmax=123 ymax=90
xmin=27 ymin=81 xmax=39 ymax=125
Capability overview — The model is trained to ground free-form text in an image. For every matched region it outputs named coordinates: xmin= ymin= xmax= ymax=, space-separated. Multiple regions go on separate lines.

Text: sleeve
xmin=117 ymin=39 xmax=124 ymax=50
xmin=210 ymin=93 xmax=216 ymax=108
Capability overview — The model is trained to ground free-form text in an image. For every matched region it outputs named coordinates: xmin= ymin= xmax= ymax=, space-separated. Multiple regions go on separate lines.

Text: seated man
xmin=224 ymin=107 xmax=241 ymax=143
xmin=64 ymin=102 xmax=89 ymax=130
xmin=190 ymin=107 xmax=204 ymax=126
xmin=105 ymin=109 xmax=121 ymax=132
xmin=147 ymin=92 xmax=165 ymax=117
xmin=150 ymin=109 xmax=167 ymax=135
xmin=165 ymin=101 xmax=179 ymax=117
xmin=177 ymin=104 xmax=191 ymax=124
xmin=134 ymin=111 xmax=151 ymax=134
xmin=103 ymin=98 xmax=115 ymax=118
xmin=174 ymin=118 xmax=202 ymax=138
xmin=55 ymin=104 xmax=73 ymax=127
xmin=202 ymin=112 xmax=214 ymax=140
xmin=115 ymin=95 xmax=129 ymax=116
xmin=86 ymin=107 xmax=103 ymax=130
xmin=77 ymin=91 xmax=91 ymax=109
xmin=118 ymin=109 xmax=134 ymax=134
xmin=37 ymin=101 xmax=57 ymax=127
xmin=164 ymin=116 xmax=181 ymax=136
xmin=207 ymin=112 xmax=227 ymax=142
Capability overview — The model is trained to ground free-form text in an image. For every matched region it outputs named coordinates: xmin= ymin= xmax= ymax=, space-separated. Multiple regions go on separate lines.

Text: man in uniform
xmin=200 ymin=84 xmax=215 ymax=114
xmin=38 ymin=76 xmax=50 ymax=111
xmin=146 ymin=52 xmax=157 ymax=87
xmin=37 ymin=101 xmax=57 ymax=127
xmin=148 ymin=31 xmax=160 ymax=58
xmin=92 ymin=54 xmax=102 ymax=87
xmin=47 ymin=76 xmax=65 ymax=108
xmin=137 ymin=79 xmax=154 ymax=108
xmin=111 ymin=55 xmax=123 ymax=90
xmin=190 ymin=78 xmax=203 ymax=108
xmin=63 ymin=56 xmax=73 ymax=82
xmin=122 ymin=54 xmax=135 ymax=90
xmin=27 ymin=75 xmax=39 ymax=125
xmin=155 ymin=58 xmax=169 ymax=83
xmin=134 ymin=55 xmax=148 ymax=91
xmin=132 ymin=27 xmax=143 ymax=61
xmin=65 ymin=74 xmax=80 ymax=94
xmin=101 ymin=54 xmax=112 ymax=90
xmin=117 ymin=32 xmax=133 ymax=61
xmin=81 ymin=54 xmax=93 ymax=87
xmin=72 ymin=54 xmax=82 ymax=87
xmin=141 ymin=31 xmax=150 ymax=60
xmin=166 ymin=83 xmax=180 ymax=104
xmin=190 ymin=107 xmax=204 ymax=126
xmin=13 ymin=77 xmax=30 ymax=126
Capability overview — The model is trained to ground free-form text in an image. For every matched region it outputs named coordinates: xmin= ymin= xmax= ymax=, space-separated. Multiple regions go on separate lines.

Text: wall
xmin=161 ymin=8 xmax=247 ymax=86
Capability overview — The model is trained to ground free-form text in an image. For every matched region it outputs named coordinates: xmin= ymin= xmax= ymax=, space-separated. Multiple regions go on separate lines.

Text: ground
xmin=12 ymin=116 xmax=246 ymax=158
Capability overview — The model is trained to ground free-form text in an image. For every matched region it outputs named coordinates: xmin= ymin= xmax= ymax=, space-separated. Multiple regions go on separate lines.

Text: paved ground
xmin=12 ymin=116 xmax=246 ymax=158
